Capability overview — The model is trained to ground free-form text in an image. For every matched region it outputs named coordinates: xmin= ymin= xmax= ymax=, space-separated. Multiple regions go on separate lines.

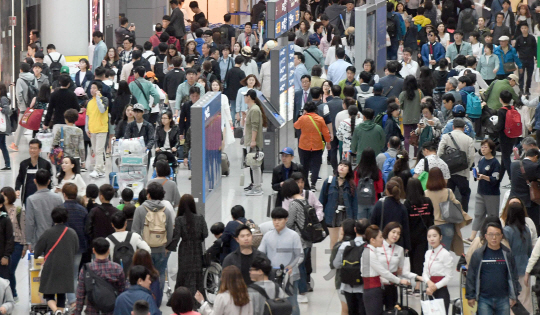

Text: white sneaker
xmin=89 ymin=170 xmax=99 ymax=178
xmin=97 ymin=172 xmax=106 ymax=178
xmin=297 ymin=294 xmax=309 ymax=303
xmin=245 ymin=189 xmax=263 ymax=196
xmin=80 ymin=167 xmax=87 ymax=172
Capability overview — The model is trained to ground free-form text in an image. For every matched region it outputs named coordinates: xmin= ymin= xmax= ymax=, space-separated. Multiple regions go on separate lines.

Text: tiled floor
xmin=4 ymin=126 xmax=516 ymax=314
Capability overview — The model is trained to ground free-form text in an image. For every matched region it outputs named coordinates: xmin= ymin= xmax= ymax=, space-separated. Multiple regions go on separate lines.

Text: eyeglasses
xmin=486 ymin=233 xmax=502 ymax=238
xmin=427 ymin=34 xmax=434 ymax=37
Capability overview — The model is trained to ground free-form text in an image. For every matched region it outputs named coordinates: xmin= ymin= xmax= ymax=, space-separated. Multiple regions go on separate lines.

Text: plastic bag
xmin=36 ymin=131 xmax=53 ymax=153
xmin=397 ymin=44 xmax=404 ymax=61
xmin=421 ymin=296 xmax=446 ymax=315
xmin=535 ymin=67 xmax=540 ymax=83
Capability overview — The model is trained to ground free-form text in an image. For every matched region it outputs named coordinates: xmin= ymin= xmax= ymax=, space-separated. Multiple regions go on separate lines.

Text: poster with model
xmin=90 ymin=0 xmax=102 ymax=43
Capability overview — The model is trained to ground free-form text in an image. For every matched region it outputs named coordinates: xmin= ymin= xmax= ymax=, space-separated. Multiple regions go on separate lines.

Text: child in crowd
xmin=117 ymin=188 xmax=134 ymax=210
xmin=207 ymin=222 xmax=225 ymax=264
xmin=123 ymin=204 xmax=136 ymax=232
xmin=84 ymin=184 xmax=99 ymax=213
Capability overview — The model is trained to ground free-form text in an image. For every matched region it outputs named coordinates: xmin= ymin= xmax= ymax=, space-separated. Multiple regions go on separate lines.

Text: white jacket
xmin=422 ymin=245 xmax=453 ymax=289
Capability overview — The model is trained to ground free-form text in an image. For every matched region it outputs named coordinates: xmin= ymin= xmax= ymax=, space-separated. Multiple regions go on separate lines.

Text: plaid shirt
xmin=75 ymin=259 xmax=126 ymax=315
xmin=120 ymin=49 xmax=133 ymax=67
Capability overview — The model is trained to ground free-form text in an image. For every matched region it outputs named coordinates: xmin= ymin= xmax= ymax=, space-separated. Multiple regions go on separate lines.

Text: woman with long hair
xmin=320 ymin=159 xmax=358 ymax=249
xmin=355 ymin=148 xmax=384 ymax=219
xmin=131 ymin=249 xmax=162 ymax=306
xmin=302 ymin=11 xmax=315 ymax=32
xmin=516 ymin=3 xmax=533 ymax=33
xmin=3 ymin=187 xmax=24 ymax=300
xmin=0 ymin=83 xmax=12 ymax=170
xmin=404 ymin=178 xmax=434 ymax=295
xmin=167 ymin=194 xmax=208 ymax=297
xmin=370 ymin=180 xmax=411 ymax=250
xmin=504 ymin=202 xmax=533 ymax=313
xmin=361 ymin=225 xmax=410 ymax=315
xmin=102 ymin=47 xmax=121 ymax=70
xmin=362 ymin=59 xmax=379 ymax=85
xmin=418 ymin=66 xmax=435 ymax=97
xmin=55 ymin=157 xmax=86 ymax=197
xmin=171 ymin=286 xmax=201 ymax=315
xmin=231 ymin=42 xmax=242 ymax=59
xmin=500 ymin=197 xmax=537 ymax=244
xmin=325 ymin=36 xmax=344 ymax=68
xmin=185 ymin=40 xmax=200 ymax=65
xmin=74 ymin=58 xmax=94 ymax=90
xmin=388 ymin=150 xmax=412 ymax=186
xmin=322 ymin=80 xmax=334 ymax=103
xmin=195 ymin=265 xmax=252 ymax=315
xmin=112 ymin=80 xmax=134 ymax=127
xmin=235 ymin=74 xmax=261 ymax=126
xmin=399 ymin=75 xmax=423 ymax=158
xmin=211 ymin=80 xmax=234 ymax=148
xmin=384 ymin=103 xmax=403 ymax=145
xmin=436 ymin=23 xmax=450 ymax=48
xmin=115 ymin=104 xmax=135 ymax=139
xmin=27 ymin=84 xmax=52 ymax=139
xmin=164 ymin=44 xmax=180 ymax=74
xmin=422 ymin=226 xmax=453 ymax=314
xmin=477 ymin=43 xmax=498 ymax=86
xmin=242 ymin=90 xmax=268 ymax=196
xmin=295 ymin=20 xmax=313 ymax=47
xmin=154 ymin=111 xmax=179 ymax=165
xmin=424 ymin=167 xmax=463 ymax=251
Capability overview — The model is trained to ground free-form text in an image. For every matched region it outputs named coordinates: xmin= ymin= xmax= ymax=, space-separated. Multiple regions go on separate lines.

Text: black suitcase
xmin=383 ymin=285 xmax=418 ymax=315
xmin=221 ymin=152 xmax=230 ymax=176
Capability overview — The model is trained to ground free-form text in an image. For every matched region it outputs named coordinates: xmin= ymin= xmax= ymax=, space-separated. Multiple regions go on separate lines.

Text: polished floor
xmin=3 ymin=127 xmax=519 ymax=314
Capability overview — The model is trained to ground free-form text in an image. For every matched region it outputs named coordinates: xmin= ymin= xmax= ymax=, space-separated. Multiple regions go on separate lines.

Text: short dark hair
xmin=0 ymin=187 xmax=16 ymax=205
xmin=35 ymin=169 xmax=50 ymax=186
xmin=310 ymin=87 xmax=322 ymax=100
xmin=224 ymin=13 xmax=231 ymax=22
xmin=500 ymin=90 xmax=513 ymax=104
xmin=382 ymin=222 xmax=403 ymax=239
xmin=480 ymin=139 xmax=496 ymax=153
xmin=359 ymin=71 xmax=371 ymax=83
xmin=86 ymin=184 xmax=99 ymax=199
xmin=386 ymin=61 xmax=398 ymax=73
xmin=301 ymin=74 xmax=311 ymax=82
xmin=389 ymin=136 xmax=401 ymax=149
xmin=46 ymin=44 xmax=56 ymax=50
xmin=172 ymin=56 xmax=183 ymax=67
xmin=210 ymin=222 xmax=225 ymax=235
xmin=111 ymin=211 xmax=127 ymax=229
xmin=120 ymin=17 xmax=129 ymax=25
xmin=132 ymin=300 xmax=150 ymax=315
xmin=147 ymin=182 xmax=165 ymax=200
xmin=94 ymin=66 xmax=107 ymax=77
xmin=29 ymin=138 xmax=42 ymax=148
xmin=271 ymin=207 xmax=289 ymax=219
xmin=281 ymin=178 xmax=301 ymax=199
xmin=362 ymin=108 xmax=375 ymax=120
xmin=51 ymin=206 xmax=68 ymax=224
xmin=92 ymin=237 xmax=110 ymax=255
xmin=99 ymin=184 xmax=115 ymax=201
xmin=346 ymin=66 xmax=356 ymax=73
xmin=185 ymin=68 xmax=197 ymax=75
xmin=134 ymin=66 xmax=146 ymax=77
xmin=320 ymin=14 xmax=330 ymax=21
xmin=526 ymin=148 xmax=540 ymax=158
xmin=129 ymin=265 xmax=151 ymax=285
xmin=155 ymin=160 xmax=171 ymax=177
xmin=189 ymin=86 xmax=201 ymax=95
xmin=332 ymin=85 xmax=342 ymax=97
xmin=294 ymin=52 xmax=305 ymax=63
xmin=143 ymin=41 xmax=153 ymax=51
xmin=251 ymin=256 xmax=273 ymax=276
xmin=235 ymin=55 xmax=245 ymax=65
xmin=442 ymin=93 xmax=455 ymax=103
xmin=123 ymin=37 xmax=135 ymax=45
xmin=59 ymin=75 xmax=71 ymax=87
xmin=158 ymin=42 xmax=169 ymax=53
xmin=336 ymin=48 xmax=346 ymax=59
xmin=231 ymin=205 xmax=245 ymax=220
xmin=355 ymin=218 xmax=370 ymax=235
xmin=458 ymin=75 xmax=472 ymax=86
xmin=304 ymin=101 xmax=318 ymax=113
xmin=64 ymin=109 xmax=79 ymax=123
xmin=62 ymin=183 xmax=78 ymax=200
xmin=235 ymin=224 xmax=252 ymax=238
xmin=311 ymin=65 xmax=322 ymax=77
xmin=422 ymin=140 xmax=438 ymax=152
xmin=170 ymin=287 xmax=194 ymax=314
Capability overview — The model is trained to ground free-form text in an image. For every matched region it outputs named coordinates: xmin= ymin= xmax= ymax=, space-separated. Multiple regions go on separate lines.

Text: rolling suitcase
xmin=383 ymin=285 xmax=418 ymax=315
xmin=221 ymin=152 xmax=230 ymax=176
xmin=109 ymin=172 xmax=119 ymax=195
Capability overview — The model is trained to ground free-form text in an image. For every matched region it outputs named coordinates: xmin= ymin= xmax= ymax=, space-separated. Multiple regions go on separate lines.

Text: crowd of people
xmin=4 ymin=0 xmax=540 ymax=314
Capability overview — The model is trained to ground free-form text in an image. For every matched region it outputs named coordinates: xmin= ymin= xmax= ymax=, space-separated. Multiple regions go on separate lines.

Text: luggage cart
xmin=451 ymin=266 xmax=477 ymax=315
xmin=111 ymin=137 xmax=148 ymax=201
xmin=28 ymin=254 xmax=50 ymax=315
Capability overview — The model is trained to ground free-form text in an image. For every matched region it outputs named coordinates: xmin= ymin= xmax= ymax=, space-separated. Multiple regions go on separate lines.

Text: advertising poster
xmin=279 ymin=47 xmax=288 ymax=119
xmin=376 ymin=5 xmax=388 ymax=74
xmin=366 ymin=11 xmax=376 ymax=62
xmin=90 ymin=0 xmax=103 ymax=43
xmin=202 ymin=94 xmax=222 ymax=202
xmin=287 ymin=43 xmax=295 ymax=121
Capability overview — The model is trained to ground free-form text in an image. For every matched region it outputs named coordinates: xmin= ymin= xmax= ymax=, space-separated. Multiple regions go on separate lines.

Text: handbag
xmin=234 ymin=121 xmax=243 ymax=139
xmin=439 ymin=189 xmax=464 ymax=224
xmin=520 ymin=160 xmax=540 ymax=205
xmin=76 ymin=108 xmax=86 ymax=127
xmin=503 ymin=61 xmax=517 ymax=73
xmin=440 ymin=133 xmax=468 ymax=174
xmin=511 ymin=300 xmax=529 ymax=315
xmin=421 ymin=296 xmax=446 ymax=315
xmin=409 ymin=130 xmax=419 ymax=147
xmin=245 ymin=147 xmax=264 ymax=167
xmin=0 ymin=110 xmax=6 ymax=133
xmin=418 ymin=157 xmax=430 ymax=190
xmin=19 ymin=108 xmax=44 ymax=131
xmin=49 ymin=127 xmax=65 ymax=167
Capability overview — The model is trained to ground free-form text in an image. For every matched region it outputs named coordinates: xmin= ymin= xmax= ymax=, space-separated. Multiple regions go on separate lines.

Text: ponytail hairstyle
xmin=385 ymin=179 xmax=402 ymax=202
xmin=363 ymin=224 xmax=381 ymax=243
xmin=390 ymin=176 xmax=406 ymax=199
xmin=253 ymin=98 xmax=269 ymax=128
xmin=348 ymin=105 xmax=358 ymax=135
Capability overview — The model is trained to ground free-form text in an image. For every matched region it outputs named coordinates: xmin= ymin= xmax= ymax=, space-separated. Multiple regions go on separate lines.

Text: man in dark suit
xmin=271 ymin=147 xmax=309 ymax=207
xmin=510 ymin=148 xmax=540 ymax=230
xmin=169 ymin=0 xmax=186 ymax=50
xmin=378 ymin=61 xmax=404 ymax=100
xmin=294 ymin=75 xmax=312 ymax=138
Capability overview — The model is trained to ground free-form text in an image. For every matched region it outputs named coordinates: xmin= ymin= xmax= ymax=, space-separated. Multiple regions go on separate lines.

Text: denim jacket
xmin=503 ymin=225 xmax=532 ymax=276
xmin=319 ymin=176 xmax=358 ymax=225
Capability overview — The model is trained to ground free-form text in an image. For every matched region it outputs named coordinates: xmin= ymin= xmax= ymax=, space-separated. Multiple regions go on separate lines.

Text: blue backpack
xmin=382 ymin=153 xmax=396 ymax=183
xmin=465 ymin=91 xmax=482 ymax=119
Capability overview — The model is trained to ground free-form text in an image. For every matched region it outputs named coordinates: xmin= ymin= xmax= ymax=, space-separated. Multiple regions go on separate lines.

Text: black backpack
xmin=21 ymin=79 xmax=38 ymax=107
xmin=220 ymin=25 xmax=230 ymax=44
xmin=249 ymin=283 xmax=292 ymax=315
xmin=83 ymin=263 xmax=119 ymax=312
xmin=341 ymin=241 xmax=365 ymax=286
xmin=460 ymin=9 xmax=476 ymax=33
xmin=357 ymin=177 xmax=376 ymax=205
xmin=107 ymin=232 xmax=135 ymax=275
xmin=387 ymin=14 xmax=398 ymax=38
xmin=293 ymin=199 xmax=327 ymax=243
xmin=442 ymin=0 xmax=456 ymax=20
xmin=154 ymin=55 xmax=165 ymax=88
xmin=48 ymin=54 xmax=63 ymax=82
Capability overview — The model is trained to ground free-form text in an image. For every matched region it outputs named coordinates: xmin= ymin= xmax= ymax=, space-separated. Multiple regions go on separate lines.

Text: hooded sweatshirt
xmin=15 ymin=72 xmax=37 ymax=110
xmin=350 ymin=120 xmax=386 ymax=159
xmin=413 ymin=15 xmax=431 ymax=28
xmin=0 ymin=278 xmax=14 ymax=314
xmin=131 ymin=199 xmax=175 ymax=254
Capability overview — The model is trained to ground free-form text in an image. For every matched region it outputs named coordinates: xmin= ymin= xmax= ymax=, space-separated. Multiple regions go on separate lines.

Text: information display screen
xmin=90 ymin=0 xmax=103 ymax=43
xmin=201 ymin=94 xmax=222 ymax=202
xmin=366 ymin=11 xmax=376 ymax=62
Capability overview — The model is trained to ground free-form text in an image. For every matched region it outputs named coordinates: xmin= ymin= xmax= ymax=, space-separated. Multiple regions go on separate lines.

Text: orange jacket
xmin=293 ymin=112 xmax=331 ymax=151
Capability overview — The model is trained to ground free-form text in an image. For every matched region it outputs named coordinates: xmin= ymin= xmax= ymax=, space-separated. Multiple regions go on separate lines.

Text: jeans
xmin=90 ymin=132 xmax=108 ymax=173
xmin=288 ymin=280 xmax=300 ymax=315
xmin=387 ymin=38 xmax=399 ymax=60
xmin=9 ymin=242 xmax=24 ymax=297
xmin=358 ymin=205 xmax=374 ymax=219
xmin=67 ymin=253 xmax=83 ymax=304
xmin=477 ymin=296 xmax=511 ymax=315
xmin=438 ymin=223 xmax=455 ymax=251
xmin=298 ymin=247 xmax=312 ymax=294
xmin=151 ymin=251 xmax=171 ymax=307
xmin=519 ymin=62 xmax=534 ymax=93
xmin=298 ymin=148 xmax=324 ymax=187
xmin=0 ymin=134 xmax=10 ymax=168
xmin=447 ymin=175 xmax=471 ymax=212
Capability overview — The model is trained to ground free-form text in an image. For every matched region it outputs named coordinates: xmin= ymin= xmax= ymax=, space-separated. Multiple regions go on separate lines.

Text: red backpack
xmin=502 ymin=106 xmax=522 ymax=138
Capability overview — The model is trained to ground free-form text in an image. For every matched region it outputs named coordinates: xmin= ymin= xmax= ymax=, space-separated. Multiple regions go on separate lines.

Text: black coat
xmin=222 ymin=247 xmax=268 ymax=285
xmin=0 ymin=213 xmax=14 ymax=260
xmin=14 ymin=157 xmax=53 ymax=204
xmin=271 ymin=162 xmax=310 ymax=207
xmin=162 ymin=69 xmax=186 ymax=101
xmin=155 ymin=125 xmax=180 ymax=149
xmin=179 ymin=101 xmax=194 ymax=136
xmin=124 ymin=120 xmax=156 ymax=149
xmin=44 ymin=89 xmax=80 ymax=127
xmin=510 ymin=159 xmax=540 ymax=207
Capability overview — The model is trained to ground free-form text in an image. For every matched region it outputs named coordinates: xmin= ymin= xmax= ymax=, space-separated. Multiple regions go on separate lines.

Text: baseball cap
xmin=132 ymin=103 xmax=145 ymax=112
xmin=74 ymin=87 xmax=86 ymax=97
xmin=280 ymin=147 xmax=294 ymax=156
xmin=452 ymin=104 xmax=466 ymax=115
xmin=508 ymin=73 xmax=519 ymax=84
xmin=308 ymin=34 xmax=320 ymax=45
xmin=373 ymin=83 xmax=383 ymax=92
xmin=145 ymin=71 xmax=158 ymax=82
xmin=241 ymin=89 xmax=258 ymax=100
xmin=499 ymin=35 xmax=510 ymax=41
xmin=60 ymin=66 xmax=70 ymax=74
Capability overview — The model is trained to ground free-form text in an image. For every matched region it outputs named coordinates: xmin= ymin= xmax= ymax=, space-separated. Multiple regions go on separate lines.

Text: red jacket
xmin=149 ymin=32 xmax=162 ymax=48
xmin=354 ymin=169 xmax=384 ymax=203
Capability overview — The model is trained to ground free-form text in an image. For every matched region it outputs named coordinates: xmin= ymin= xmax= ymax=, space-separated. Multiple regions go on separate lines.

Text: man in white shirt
xmin=142 ymin=41 xmax=157 ymax=72
xmin=458 ymin=56 xmax=489 ymax=93
xmin=107 ymin=211 xmax=151 ymax=261
xmin=44 ymin=44 xmax=67 ymax=67
xmin=399 ymin=47 xmax=419 ymax=78
xmin=414 ymin=141 xmax=451 ymax=180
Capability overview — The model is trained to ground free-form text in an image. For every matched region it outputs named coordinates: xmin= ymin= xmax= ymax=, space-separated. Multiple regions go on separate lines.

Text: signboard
xmin=266 ymin=0 xmax=300 ymax=38
xmin=376 ymin=5 xmax=387 ymax=74
xmin=355 ymin=1 xmax=387 ymax=77
xmin=201 ymin=93 xmax=222 ymax=203
xmin=287 ymin=43 xmax=295 ymax=121
xmin=8 ymin=17 xmax=17 ymax=27
xmin=278 ymin=46 xmax=288 ymax=119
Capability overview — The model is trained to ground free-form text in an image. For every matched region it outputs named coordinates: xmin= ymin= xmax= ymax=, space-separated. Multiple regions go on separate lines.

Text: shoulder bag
xmin=307 ymin=115 xmax=325 ymax=147
xmin=134 ymin=80 xmax=150 ymax=104
xmin=440 ymin=133 xmax=468 ymax=173
xmin=439 ymin=189 xmax=464 ymax=224
xmin=520 ymin=160 xmax=540 ymax=204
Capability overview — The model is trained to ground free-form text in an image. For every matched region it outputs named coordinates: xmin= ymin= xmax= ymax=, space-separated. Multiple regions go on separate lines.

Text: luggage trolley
xmin=28 ymin=254 xmax=50 ymax=315
xmin=111 ymin=137 xmax=148 ymax=201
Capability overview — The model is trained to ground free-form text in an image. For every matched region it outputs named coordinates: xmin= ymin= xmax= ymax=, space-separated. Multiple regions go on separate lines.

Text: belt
xmin=363 ymin=276 xmax=382 ymax=289
xmin=431 ymin=276 xmax=444 ymax=284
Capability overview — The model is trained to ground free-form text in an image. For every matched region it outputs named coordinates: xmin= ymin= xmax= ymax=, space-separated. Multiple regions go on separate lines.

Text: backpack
xmin=357 ymin=177 xmax=376 ymax=205
xmin=374 ymin=113 xmax=388 ymax=127
xmin=341 ymin=240 xmax=364 ymax=286
xmin=460 ymin=9 xmax=476 ymax=33
xmin=220 ymin=25 xmax=230 ymax=43
xmin=502 ymin=106 xmax=522 ymax=138
xmin=441 ymin=0 xmax=456 ymax=20
xmin=382 ymin=152 xmax=397 ymax=183
xmin=154 ymin=55 xmax=165 ymax=87
xmin=249 ymin=283 xmax=292 ymax=315
xmin=107 ymin=232 xmax=135 ymax=276
xmin=292 ymin=199 xmax=327 ymax=243
xmin=465 ymin=91 xmax=482 ymax=118
xmin=387 ymin=14 xmax=398 ymax=38
xmin=48 ymin=54 xmax=63 ymax=82
xmin=418 ymin=125 xmax=435 ymax=149
xmin=127 ymin=68 xmax=136 ymax=84
xmin=142 ymin=206 xmax=168 ymax=247
xmin=83 ymin=263 xmax=119 ymax=312
xmin=21 ymin=79 xmax=38 ymax=107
